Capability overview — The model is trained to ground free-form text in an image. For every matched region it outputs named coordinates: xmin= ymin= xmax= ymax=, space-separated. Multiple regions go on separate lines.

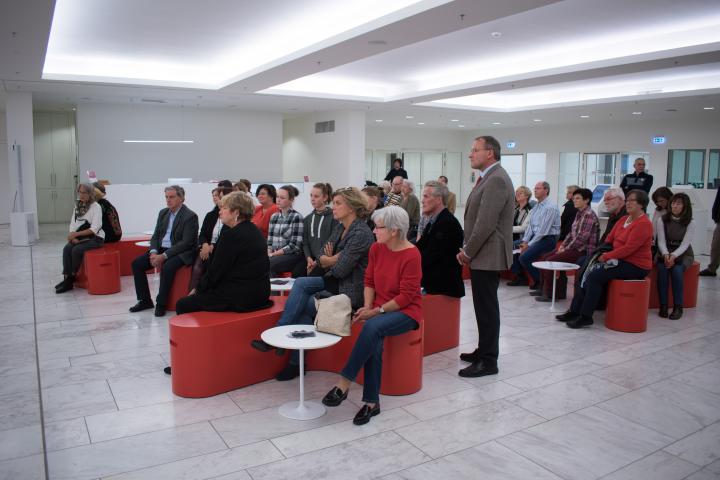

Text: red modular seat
xmin=605 ymin=278 xmax=650 ymax=333
xmin=421 ymin=294 xmax=461 ymax=355
xmin=74 ymin=247 xmax=121 ymax=295
xmin=165 ymin=265 xmax=192 ymax=312
xmin=648 ymin=261 xmax=700 ymax=309
xmin=103 ymin=235 xmax=152 ymax=276
xmin=306 ymin=317 xmax=424 ymax=396
xmin=169 ymin=297 xmax=287 ymax=398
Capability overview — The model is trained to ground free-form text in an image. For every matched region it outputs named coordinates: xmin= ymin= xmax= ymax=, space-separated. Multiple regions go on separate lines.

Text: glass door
xmin=558 ymin=152 xmax=581 ymax=204
xmin=583 ymin=153 xmax=618 ymax=190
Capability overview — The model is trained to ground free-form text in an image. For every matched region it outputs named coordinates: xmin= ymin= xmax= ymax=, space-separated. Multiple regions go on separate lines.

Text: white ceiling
xmin=1 ymin=0 xmax=719 ymax=129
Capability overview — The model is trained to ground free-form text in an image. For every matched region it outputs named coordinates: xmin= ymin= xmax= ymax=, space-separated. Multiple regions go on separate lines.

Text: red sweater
xmin=364 ymin=243 xmax=423 ymax=322
xmin=252 ymin=204 xmax=280 ymax=239
xmin=603 ymin=214 xmax=653 ymax=270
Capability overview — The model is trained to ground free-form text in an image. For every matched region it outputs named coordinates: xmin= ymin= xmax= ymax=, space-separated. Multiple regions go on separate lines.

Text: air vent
xmin=315 ymin=120 xmax=335 ymax=133
xmin=141 ymin=98 xmax=167 ymax=103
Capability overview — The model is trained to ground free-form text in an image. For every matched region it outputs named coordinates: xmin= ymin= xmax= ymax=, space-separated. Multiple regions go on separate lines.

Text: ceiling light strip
xmin=123 ymin=140 xmax=195 ymax=143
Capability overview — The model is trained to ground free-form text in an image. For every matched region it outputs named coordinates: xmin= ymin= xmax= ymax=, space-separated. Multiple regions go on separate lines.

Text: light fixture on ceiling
xmin=450 ymin=119 xmax=459 ymax=122
xmin=533 ymin=118 xmax=542 ymax=122
xmin=491 ymin=121 xmax=502 ymax=125
xmin=123 ymin=140 xmax=195 ymax=143
xmin=490 ymin=31 xmax=502 ymax=38
xmin=417 ymin=122 xmax=425 ymax=125
xmin=375 ymin=119 xmax=383 ymax=122
xmin=458 ymin=125 xmax=465 ymax=128
xmin=580 ymin=114 xmax=590 ymax=118
xmin=632 ymin=111 xmax=642 ymax=115
xmin=405 ymin=115 xmax=414 ymax=119
xmin=704 ymin=106 xmax=715 ymax=110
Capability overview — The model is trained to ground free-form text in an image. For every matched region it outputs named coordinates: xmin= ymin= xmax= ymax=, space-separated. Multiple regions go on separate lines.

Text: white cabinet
xmin=34 ymin=112 xmax=77 ymax=223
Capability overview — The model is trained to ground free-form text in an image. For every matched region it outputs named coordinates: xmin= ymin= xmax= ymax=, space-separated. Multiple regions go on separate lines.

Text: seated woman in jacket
xmin=321 ymin=206 xmax=422 ymax=426
xmin=656 ymin=192 xmax=695 ymax=320
xmin=512 ymin=186 xmax=533 ymax=248
xmin=556 ymin=189 xmax=653 ymax=329
xmin=294 ymin=182 xmax=337 ymax=277
xmin=189 ymin=186 xmax=232 ymax=291
xmin=251 ymin=187 xmax=375 ymax=380
xmin=252 ymin=184 xmax=280 ymax=238
xmin=267 ymin=185 xmax=305 ymax=276
xmin=535 ymin=188 xmax=599 ymax=302
xmin=56 ymin=183 xmax=105 ymax=293
xmin=175 ymin=192 xmax=270 ymax=315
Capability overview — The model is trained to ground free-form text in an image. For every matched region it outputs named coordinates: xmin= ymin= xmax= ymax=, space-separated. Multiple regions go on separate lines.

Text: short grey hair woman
xmin=55 ymin=183 xmax=106 ymax=293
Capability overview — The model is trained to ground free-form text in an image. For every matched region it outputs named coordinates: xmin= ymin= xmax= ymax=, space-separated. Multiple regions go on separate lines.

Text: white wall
xmin=283 ymin=110 xmax=366 ymax=189
xmin=0 ymin=115 xmax=8 ymax=224
xmin=77 ymin=103 xmax=283 ymax=184
xmin=366 ymin=126 xmax=466 ymax=153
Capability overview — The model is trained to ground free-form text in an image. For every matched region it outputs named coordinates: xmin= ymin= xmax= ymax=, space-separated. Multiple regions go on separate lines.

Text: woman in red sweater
xmin=322 ymin=206 xmax=422 ymax=426
xmin=558 ymin=189 xmax=653 ymax=329
xmin=251 ymin=184 xmax=280 ymax=238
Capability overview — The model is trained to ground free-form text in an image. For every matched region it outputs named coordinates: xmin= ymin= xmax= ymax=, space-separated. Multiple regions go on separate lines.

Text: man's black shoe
xmin=154 ymin=305 xmax=167 ymax=317
xmin=459 ymin=349 xmax=478 ymax=363
xmin=129 ymin=300 xmax=154 ymax=313
xmin=699 ymin=269 xmax=717 ymax=277
xmin=529 ymin=290 xmax=544 ymax=296
xmin=567 ymin=315 xmax=593 ymax=329
xmin=506 ymin=278 xmax=529 ymax=287
xmin=163 ymin=366 xmax=171 ymax=375
xmin=555 ymin=311 xmax=579 ymax=322
xmin=250 ymin=339 xmax=274 ymax=352
xmin=458 ymin=362 xmax=498 ymax=378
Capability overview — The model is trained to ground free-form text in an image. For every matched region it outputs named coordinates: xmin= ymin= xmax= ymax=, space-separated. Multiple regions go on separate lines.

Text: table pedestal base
xmin=279 ymin=400 xmax=325 ymax=420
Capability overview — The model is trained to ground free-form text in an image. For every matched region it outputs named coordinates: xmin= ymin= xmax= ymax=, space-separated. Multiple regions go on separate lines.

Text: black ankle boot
xmin=669 ymin=305 xmax=683 ymax=320
xmin=56 ymin=275 xmax=75 ymax=294
xmin=659 ymin=305 xmax=669 ymax=318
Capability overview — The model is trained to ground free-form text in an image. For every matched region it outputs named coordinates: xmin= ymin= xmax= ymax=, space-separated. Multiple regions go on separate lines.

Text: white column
xmin=5 ymin=92 xmax=39 ymax=240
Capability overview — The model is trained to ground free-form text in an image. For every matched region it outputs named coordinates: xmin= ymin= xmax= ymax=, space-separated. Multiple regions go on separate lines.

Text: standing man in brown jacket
xmin=456 ymin=136 xmax=515 ymax=377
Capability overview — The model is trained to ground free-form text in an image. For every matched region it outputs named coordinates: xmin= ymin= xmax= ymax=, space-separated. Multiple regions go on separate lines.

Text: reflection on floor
xmin=1 ymin=223 xmax=719 ymax=479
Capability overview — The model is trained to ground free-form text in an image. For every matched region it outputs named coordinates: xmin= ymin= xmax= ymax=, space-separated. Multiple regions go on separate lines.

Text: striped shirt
xmin=522 ymin=198 xmax=560 ymax=246
xmin=267 ymin=208 xmax=303 ymax=255
xmin=562 ymin=206 xmax=599 ymax=255
xmin=385 ymin=192 xmax=402 ymax=207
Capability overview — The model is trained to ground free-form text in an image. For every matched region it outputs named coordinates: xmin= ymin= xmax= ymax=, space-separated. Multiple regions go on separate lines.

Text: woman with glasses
xmin=56 ymin=183 xmax=105 ymax=293
xmin=656 ymin=193 xmax=695 ymax=320
xmin=321 ymin=206 xmax=422 ymax=426
xmin=251 ymin=187 xmax=375 ymax=381
xmin=557 ymin=189 xmax=653 ymax=328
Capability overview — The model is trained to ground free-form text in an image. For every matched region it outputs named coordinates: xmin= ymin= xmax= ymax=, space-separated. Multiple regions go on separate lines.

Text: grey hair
xmin=77 ymin=183 xmax=96 ymax=204
xmin=423 ymin=180 xmax=448 ymax=206
xmin=402 ymin=179 xmax=415 ymax=192
xmin=566 ymin=184 xmax=580 ymax=193
xmin=541 ymin=181 xmax=551 ymax=194
xmin=165 ymin=185 xmax=185 ymax=199
xmin=372 ymin=205 xmax=409 ymax=239
xmin=604 ymin=186 xmax=625 ymax=200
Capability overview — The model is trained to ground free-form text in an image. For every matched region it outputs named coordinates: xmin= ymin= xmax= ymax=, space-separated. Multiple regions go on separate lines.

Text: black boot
xmin=55 ymin=275 xmax=75 ymax=294
xmin=659 ymin=304 xmax=669 ymax=318
xmin=669 ymin=305 xmax=683 ymax=320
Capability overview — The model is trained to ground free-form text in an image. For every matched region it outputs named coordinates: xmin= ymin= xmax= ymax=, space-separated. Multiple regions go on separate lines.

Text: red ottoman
xmin=422 ymin=294 xmax=460 ymax=355
xmin=605 ymin=279 xmax=650 ymax=333
xmin=649 ymin=261 xmax=700 ymax=309
xmin=166 ymin=265 xmax=192 ymax=311
xmin=104 ymin=235 xmax=152 ymax=276
xmin=169 ymin=298 xmax=287 ymax=398
xmin=74 ymin=247 xmax=121 ymax=295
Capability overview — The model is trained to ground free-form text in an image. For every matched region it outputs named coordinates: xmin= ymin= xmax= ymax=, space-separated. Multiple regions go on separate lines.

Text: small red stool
xmin=605 ymin=278 xmax=650 ymax=333
xmin=169 ymin=297 xmax=287 ymax=398
xmin=649 ymin=261 xmax=700 ymax=309
xmin=74 ymin=248 xmax=121 ymax=295
xmin=104 ymin=235 xmax=152 ymax=276
xmin=166 ymin=265 xmax=192 ymax=311
xmin=422 ymin=294 xmax=460 ymax=355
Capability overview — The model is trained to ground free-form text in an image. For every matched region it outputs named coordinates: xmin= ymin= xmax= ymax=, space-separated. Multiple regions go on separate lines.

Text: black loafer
xmin=163 ymin=366 xmax=171 ymax=375
xmin=129 ymin=300 xmax=154 ymax=313
xmin=353 ymin=403 xmax=380 ymax=425
xmin=55 ymin=282 xmax=74 ymax=294
xmin=154 ymin=305 xmax=166 ymax=317
xmin=458 ymin=361 xmax=498 ymax=378
xmin=322 ymin=386 xmax=348 ymax=406
xmin=555 ymin=311 xmax=579 ymax=322
xmin=250 ymin=339 xmax=273 ymax=352
xmin=567 ymin=315 xmax=593 ymax=329
xmin=459 ymin=350 xmax=478 ymax=363
xmin=506 ymin=279 xmax=528 ymax=287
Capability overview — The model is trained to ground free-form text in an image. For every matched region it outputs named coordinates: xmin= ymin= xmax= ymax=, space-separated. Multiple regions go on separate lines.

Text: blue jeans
xmin=656 ymin=260 xmax=687 ymax=306
xmin=512 ymin=236 xmax=557 ymax=283
xmin=277 ymin=276 xmax=324 ymax=365
xmin=340 ymin=311 xmax=418 ymax=404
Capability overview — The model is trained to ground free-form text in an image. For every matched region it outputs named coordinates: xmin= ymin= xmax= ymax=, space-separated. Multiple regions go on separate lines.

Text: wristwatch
xmin=378 ymin=305 xmax=385 ymax=314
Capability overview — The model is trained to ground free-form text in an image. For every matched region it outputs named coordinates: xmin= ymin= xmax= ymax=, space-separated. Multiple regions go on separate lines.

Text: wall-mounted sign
xmin=652 ymin=136 xmax=666 ymax=144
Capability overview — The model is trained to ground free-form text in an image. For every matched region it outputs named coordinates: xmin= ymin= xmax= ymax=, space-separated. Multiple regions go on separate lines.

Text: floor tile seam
xmin=659 ymin=418 xmax=720 ymax=467
xmin=40 ymin=361 xmax=170 ymax=390
xmin=586 ymin=346 xmax=707 ymax=381
xmin=597 ymin=450 xmax=702 ymax=480
xmin=0 ymin=450 xmax=45 ymax=466
xmin=482 ymin=434 xmax=576 ymax=480
xmin=503 ymin=364 xmax=608 ymax=392
xmin=668 ymin=370 xmax=720 ymax=398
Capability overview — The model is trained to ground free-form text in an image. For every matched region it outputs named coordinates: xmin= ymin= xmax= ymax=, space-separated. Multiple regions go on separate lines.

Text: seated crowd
xmin=54 ymin=148 xmax=707 ymax=425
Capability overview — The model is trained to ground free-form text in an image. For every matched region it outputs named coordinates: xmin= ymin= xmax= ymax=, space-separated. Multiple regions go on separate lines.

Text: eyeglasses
xmin=374 ymin=226 xmax=387 ymax=230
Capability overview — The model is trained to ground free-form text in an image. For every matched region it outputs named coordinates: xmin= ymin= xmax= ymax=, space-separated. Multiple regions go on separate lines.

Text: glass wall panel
xmin=708 ymin=149 xmax=719 ymax=189
xmin=501 ymin=154 xmax=523 ymax=190
xmin=525 ymin=153 xmax=546 ymax=194
xmin=558 ymin=152 xmax=580 ymax=204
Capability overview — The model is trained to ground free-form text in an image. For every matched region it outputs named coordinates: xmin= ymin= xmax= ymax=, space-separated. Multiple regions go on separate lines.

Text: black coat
xmin=384 ymin=167 xmax=408 ymax=181
xmin=416 ymin=208 xmax=465 ymax=298
xmin=198 ymin=220 xmax=270 ymax=309
xmin=712 ymin=188 xmax=720 ymax=223
xmin=559 ymin=200 xmax=577 ymax=241
xmin=198 ymin=206 xmax=220 ymax=246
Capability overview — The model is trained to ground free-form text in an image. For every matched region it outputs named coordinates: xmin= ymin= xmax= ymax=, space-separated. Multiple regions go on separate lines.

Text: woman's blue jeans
xmin=340 ymin=312 xmax=418 ymax=404
xmin=276 ymin=276 xmax=324 ymax=365
xmin=656 ymin=259 xmax=687 ymax=306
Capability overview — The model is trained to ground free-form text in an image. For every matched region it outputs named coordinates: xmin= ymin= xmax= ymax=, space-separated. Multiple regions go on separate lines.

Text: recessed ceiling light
xmin=632 ymin=111 xmax=642 ymax=115
xmin=492 ymin=122 xmax=502 ymax=125
xmin=417 ymin=122 xmax=425 ymax=125
xmin=450 ymin=119 xmax=459 ymax=122
xmin=491 ymin=32 xmax=502 ymax=38
xmin=405 ymin=115 xmax=414 ymax=119
xmin=704 ymin=106 xmax=715 ymax=110
xmin=580 ymin=115 xmax=590 ymax=118
xmin=458 ymin=125 xmax=465 ymax=128
xmin=375 ymin=119 xmax=383 ymax=122
xmin=533 ymin=118 xmax=542 ymax=122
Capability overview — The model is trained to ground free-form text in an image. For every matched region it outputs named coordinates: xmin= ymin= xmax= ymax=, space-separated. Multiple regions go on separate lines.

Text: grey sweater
xmin=325 ymin=219 xmax=375 ymax=309
xmin=302 ymin=207 xmax=337 ymax=260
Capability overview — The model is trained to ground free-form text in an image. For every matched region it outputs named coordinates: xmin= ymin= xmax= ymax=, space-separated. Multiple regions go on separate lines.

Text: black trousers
xmin=470 ymin=269 xmax=500 ymax=364
xmin=62 ymin=238 xmax=103 ymax=275
xmin=176 ymin=292 xmax=233 ymax=314
xmin=131 ymin=251 xmax=185 ymax=307
xmin=570 ymin=260 xmax=649 ymax=317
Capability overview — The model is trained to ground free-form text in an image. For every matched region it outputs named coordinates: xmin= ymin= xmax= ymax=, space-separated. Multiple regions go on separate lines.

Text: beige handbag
xmin=314 ymin=294 xmax=352 ymax=336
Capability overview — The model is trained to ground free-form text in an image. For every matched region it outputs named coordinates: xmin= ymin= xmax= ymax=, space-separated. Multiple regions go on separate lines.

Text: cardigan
xmin=603 ymin=215 xmax=653 ymax=270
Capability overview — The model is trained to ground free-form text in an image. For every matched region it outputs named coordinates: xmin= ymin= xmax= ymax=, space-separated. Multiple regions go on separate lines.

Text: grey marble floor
xmin=1 ymin=223 xmax=719 ymax=480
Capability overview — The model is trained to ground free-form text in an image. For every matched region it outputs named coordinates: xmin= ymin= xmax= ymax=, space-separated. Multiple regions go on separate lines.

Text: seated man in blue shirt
xmin=130 ymin=185 xmax=199 ymax=317
xmin=507 ymin=181 xmax=560 ymax=290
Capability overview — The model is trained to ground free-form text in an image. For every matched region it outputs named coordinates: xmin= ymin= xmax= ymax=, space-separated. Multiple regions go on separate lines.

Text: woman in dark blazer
xmin=175 ymin=192 xmax=271 ymax=314
xmin=189 ymin=186 xmax=232 ymax=291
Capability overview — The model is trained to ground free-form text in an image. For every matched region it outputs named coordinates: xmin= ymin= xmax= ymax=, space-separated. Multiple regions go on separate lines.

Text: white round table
xmin=135 ymin=240 xmax=151 ymax=247
xmin=261 ymin=325 xmax=341 ymax=420
xmin=532 ymin=261 xmax=580 ymax=312
xmin=270 ymin=278 xmax=295 ymax=295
